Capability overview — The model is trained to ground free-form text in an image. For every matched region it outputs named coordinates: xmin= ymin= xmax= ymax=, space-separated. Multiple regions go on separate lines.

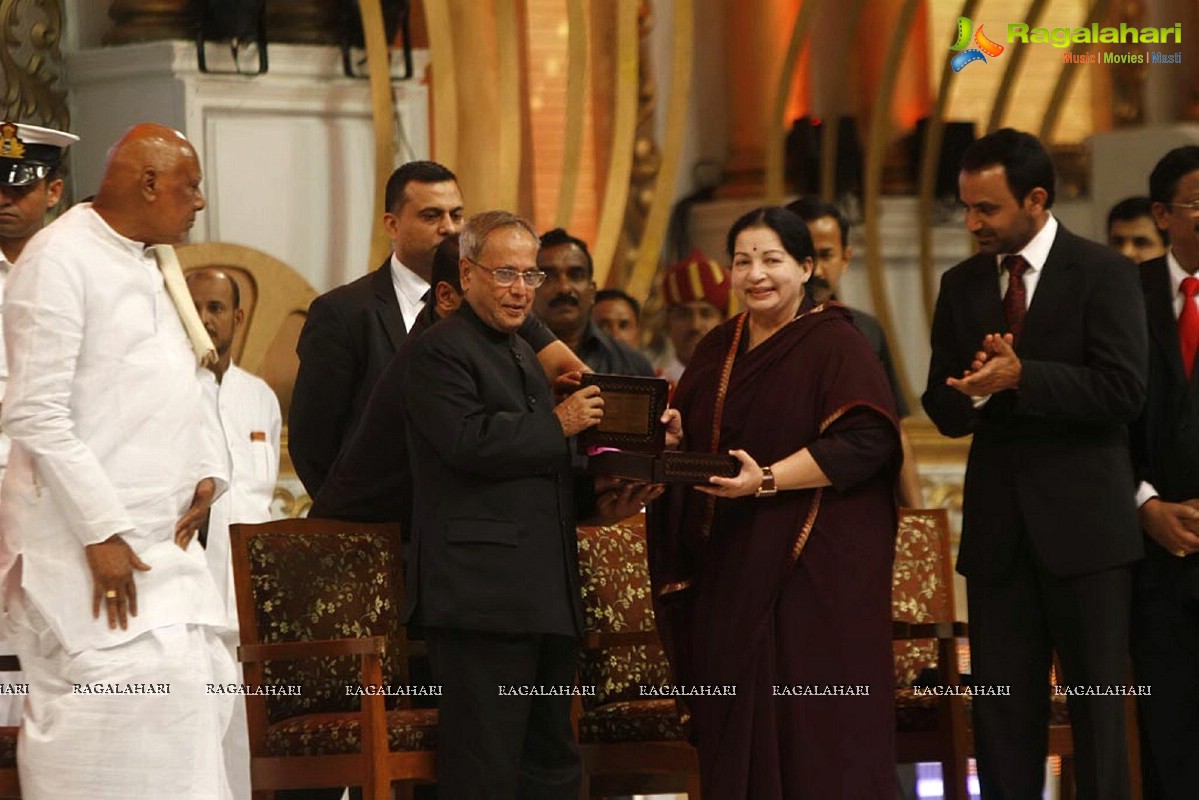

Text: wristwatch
xmin=755 ymin=465 xmax=778 ymax=498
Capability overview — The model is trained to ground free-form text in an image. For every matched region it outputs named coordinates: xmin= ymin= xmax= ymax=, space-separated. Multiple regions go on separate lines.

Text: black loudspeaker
xmin=195 ymin=0 xmax=268 ymax=75
xmin=337 ymin=0 xmax=412 ymax=79
xmin=785 ymin=116 xmax=863 ymax=199
xmin=911 ymin=118 xmax=976 ymax=200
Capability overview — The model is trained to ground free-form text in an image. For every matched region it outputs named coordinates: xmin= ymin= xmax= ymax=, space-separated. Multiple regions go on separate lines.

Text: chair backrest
xmin=177 ymin=242 xmax=317 ymax=421
xmin=892 ymin=508 xmax=956 ymax=686
xmin=576 ymin=513 xmax=672 ymax=711
xmin=230 ymin=518 xmax=406 ymax=722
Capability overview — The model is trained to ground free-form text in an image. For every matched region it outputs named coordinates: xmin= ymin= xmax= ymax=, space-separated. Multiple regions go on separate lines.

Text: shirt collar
xmin=995 ymin=213 xmax=1058 ymax=274
xmin=82 ymin=203 xmax=154 ymax=259
xmin=390 ymin=252 xmax=430 ymax=305
xmin=1166 ymin=248 xmax=1197 ymax=294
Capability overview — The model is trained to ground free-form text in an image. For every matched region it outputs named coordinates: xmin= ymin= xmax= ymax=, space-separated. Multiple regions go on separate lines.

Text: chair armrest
xmin=581 ymin=630 xmax=662 ymax=650
xmin=892 ymin=620 xmax=969 ymax=640
xmin=238 ymin=636 xmax=386 ymax=664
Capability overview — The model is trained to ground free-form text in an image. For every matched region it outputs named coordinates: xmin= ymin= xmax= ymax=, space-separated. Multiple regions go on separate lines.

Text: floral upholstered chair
xmin=230 ymin=518 xmax=435 ymax=800
xmin=892 ymin=508 xmax=973 ymax=798
xmin=575 ymin=513 xmax=700 ymax=799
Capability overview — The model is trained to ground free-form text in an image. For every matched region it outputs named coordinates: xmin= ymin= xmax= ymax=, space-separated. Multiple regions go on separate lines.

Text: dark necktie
xmin=1002 ymin=255 xmax=1029 ymax=344
xmin=1180 ymin=275 xmax=1199 ymax=381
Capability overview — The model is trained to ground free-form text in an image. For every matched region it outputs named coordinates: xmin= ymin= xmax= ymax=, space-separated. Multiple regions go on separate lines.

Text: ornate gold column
xmin=0 ymin=0 xmax=70 ymax=131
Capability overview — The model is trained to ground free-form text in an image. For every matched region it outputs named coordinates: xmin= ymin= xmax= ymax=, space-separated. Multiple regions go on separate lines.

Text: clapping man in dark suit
xmin=923 ymin=128 xmax=1147 ymax=799
xmin=403 ymin=210 xmax=662 ymax=798
xmin=290 ymin=161 xmax=463 ymax=496
xmin=1129 ymin=145 xmax=1199 ymax=799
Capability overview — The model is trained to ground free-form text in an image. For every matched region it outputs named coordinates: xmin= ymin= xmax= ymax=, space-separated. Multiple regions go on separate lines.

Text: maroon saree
xmin=649 ymin=302 xmax=901 ymax=799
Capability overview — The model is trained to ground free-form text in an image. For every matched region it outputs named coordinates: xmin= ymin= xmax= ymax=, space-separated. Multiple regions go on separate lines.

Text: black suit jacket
xmin=1131 ymin=255 xmax=1199 ymax=594
xmin=923 ymin=225 xmax=1147 ymax=580
xmin=402 ymin=303 xmax=589 ymax=636
xmin=290 ymin=262 xmax=406 ymax=495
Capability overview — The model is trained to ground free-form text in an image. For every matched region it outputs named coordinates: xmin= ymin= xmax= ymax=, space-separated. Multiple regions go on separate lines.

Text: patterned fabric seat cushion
xmin=264 ymin=708 xmax=438 ymax=756
xmin=893 ymin=511 xmax=953 ymax=686
xmin=577 ymin=520 xmax=672 ymax=711
xmin=245 ymin=530 xmax=404 ymax=723
xmin=578 ymin=698 xmax=690 ymax=744
xmin=0 ymin=727 xmax=14 ymax=769
xmin=894 ymin=688 xmax=1071 ymax=732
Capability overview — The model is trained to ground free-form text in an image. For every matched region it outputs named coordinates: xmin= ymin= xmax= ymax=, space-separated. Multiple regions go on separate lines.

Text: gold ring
xmin=1176 ymin=549 xmax=1187 ymax=559
xmin=104 ymin=590 xmax=118 ymax=599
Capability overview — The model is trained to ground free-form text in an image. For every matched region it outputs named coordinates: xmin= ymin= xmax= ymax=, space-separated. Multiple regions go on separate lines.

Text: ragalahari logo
xmin=950 ymin=17 xmax=1005 ymax=72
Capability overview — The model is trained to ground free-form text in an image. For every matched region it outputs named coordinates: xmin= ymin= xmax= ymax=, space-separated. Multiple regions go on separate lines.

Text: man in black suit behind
xmin=290 ymin=160 xmax=464 ymax=496
xmin=403 ymin=210 xmax=661 ymax=798
xmin=1130 ymin=145 xmax=1199 ymax=799
xmin=923 ymin=128 xmax=1147 ymax=799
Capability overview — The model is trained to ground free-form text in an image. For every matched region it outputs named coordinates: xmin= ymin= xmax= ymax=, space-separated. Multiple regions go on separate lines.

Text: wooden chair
xmin=177 ymin=242 xmax=317 ymax=423
xmin=892 ymin=509 xmax=1078 ymax=799
xmin=230 ymin=518 xmax=435 ymax=800
xmin=575 ymin=513 xmax=700 ymax=799
xmin=892 ymin=508 xmax=973 ymax=798
xmin=0 ymin=655 xmax=19 ymax=799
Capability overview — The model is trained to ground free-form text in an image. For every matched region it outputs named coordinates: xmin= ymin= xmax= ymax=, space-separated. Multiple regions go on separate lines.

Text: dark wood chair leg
xmin=1059 ymin=755 xmax=1076 ymax=800
xmin=940 ymin=756 xmax=970 ymax=800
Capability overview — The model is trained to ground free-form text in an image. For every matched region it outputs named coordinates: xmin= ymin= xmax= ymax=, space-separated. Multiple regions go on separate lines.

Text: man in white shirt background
xmin=188 ymin=266 xmax=282 ymax=800
xmin=0 ymin=121 xmax=77 ymax=726
xmin=0 ymin=123 xmax=235 ymax=799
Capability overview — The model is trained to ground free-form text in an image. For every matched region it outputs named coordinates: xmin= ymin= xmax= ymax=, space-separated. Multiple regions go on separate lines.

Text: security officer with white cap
xmin=0 ymin=121 xmax=77 ymax=261
xmin=0 ymin=121 xmax=77 ymax=726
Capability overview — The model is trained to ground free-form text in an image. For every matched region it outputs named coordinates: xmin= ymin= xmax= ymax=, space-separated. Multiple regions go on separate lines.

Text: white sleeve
xmin=195 ymin=367 xmax=230 ymax=500
xmin=1136 ymin=481 xmax=1159 ymax=509
xmin=2 ymin=255 xmax=134 ymax=545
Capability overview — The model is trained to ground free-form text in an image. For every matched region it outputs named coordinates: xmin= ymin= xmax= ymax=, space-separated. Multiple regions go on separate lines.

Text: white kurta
xmin=205 ymin=363 xmax=281 ymax=629
xmin=205 ymin=364 xmax=280 ymax=800
xmin=0 ymin=254 xmax=12 ymax=482
xmin=0 ymin=255 xmax=16 ymax=726
xmin=0 ymin=203 xmax=234 ymax=798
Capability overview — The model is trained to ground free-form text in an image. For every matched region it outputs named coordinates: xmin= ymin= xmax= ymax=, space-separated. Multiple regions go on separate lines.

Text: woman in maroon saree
xmin=650 ymin=206 xmax=901 ymax=798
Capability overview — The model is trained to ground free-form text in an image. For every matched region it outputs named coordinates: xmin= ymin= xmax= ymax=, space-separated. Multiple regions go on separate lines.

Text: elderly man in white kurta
xmin=189 ymin=267 xmax=282 ymax=800
xmin=0 ymin=124 xmax=235 ymax=799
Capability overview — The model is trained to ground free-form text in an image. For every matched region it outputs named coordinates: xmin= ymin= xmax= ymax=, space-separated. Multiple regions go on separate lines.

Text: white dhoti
xmin=9 ymin=594 xmax=236 ymax=800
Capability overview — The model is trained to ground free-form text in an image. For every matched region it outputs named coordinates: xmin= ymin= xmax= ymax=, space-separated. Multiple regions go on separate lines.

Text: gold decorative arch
xmin=764 ymin=0 xmax=819 ymax=204
xmin=862 ymin=0 xmax=924 ymax=411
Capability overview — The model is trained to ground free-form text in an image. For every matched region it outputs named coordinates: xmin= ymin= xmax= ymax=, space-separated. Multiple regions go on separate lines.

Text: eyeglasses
xmin=1168 ymin=200 xmax=1199 ymax=214
xmin=466 ymin=258 xmax=547 ymax=288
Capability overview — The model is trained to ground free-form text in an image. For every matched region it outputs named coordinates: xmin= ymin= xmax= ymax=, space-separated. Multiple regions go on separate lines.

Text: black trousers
xmin=426 ymin=628 xmax=580 ymax=800
xmin=1131 ymin=558 xmax=1199 ymax=800
xmin=967 ymin=535 xmax=1132 ymax=800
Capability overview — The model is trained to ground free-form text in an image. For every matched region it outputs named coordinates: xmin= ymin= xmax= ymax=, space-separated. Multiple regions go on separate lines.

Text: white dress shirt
xmin=1135 ymin=249 xmax=1199 ymax=508
xmin=0 ymin=204 xmax=229 ymax=652
xmin=391 ymin=253 xmax=430 ymax=333
xmin=993 ymin=213 xmax=1057 ymax=302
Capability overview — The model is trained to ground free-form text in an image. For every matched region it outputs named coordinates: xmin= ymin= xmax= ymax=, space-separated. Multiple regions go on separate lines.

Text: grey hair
xmin=459 ymin=210 xmax=539 ymax=261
